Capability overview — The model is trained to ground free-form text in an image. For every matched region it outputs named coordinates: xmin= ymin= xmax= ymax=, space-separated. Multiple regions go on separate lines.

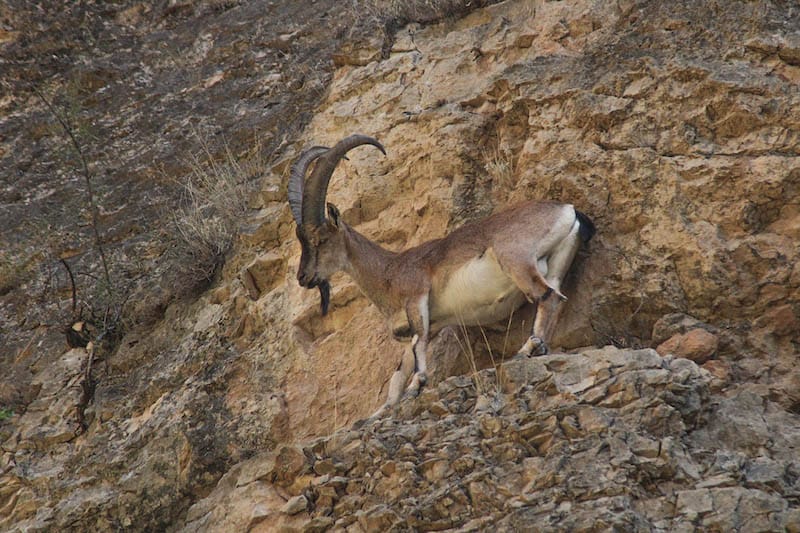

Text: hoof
xmin=403 ymin=383 xmax=422 ymax=400
xmin=402 ymin=389 xmax=419 ymax=401
xmin=364 ymin=404 xmax=391 ymax=424
xmin=528 ymin=336 xmax=549 ymax=357
xmin=403 ymin=372 xmax=427 ymax=399
xmin=518 ymin=336 xmax=549 ymax=358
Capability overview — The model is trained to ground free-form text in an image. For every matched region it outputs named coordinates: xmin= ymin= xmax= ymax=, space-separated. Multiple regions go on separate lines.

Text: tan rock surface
xmin=183 ymin=348 xmax=800 ymax=532
xmin=273 ymin=0 xmax=800 ymax=433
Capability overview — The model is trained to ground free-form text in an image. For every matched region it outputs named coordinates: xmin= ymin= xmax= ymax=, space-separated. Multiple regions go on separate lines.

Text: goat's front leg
xmin=367 ymin=294 xmax=431 ymax=420
xmin=369 ymin=336 xmax=417 ymax=420
xmin=516 ymin=225 xmax=581 ymax=358
xmin=403 ymin=293 xmax=430 ymax=398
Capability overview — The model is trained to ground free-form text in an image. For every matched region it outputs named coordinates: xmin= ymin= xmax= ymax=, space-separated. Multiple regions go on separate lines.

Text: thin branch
xmin=33 ymin=86 xmax=114 ymax=302
xmin=60 ymin=258 xmax=78 ymax=319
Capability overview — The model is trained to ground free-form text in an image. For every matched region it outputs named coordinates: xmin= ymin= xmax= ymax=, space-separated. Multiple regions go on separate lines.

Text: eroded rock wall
xmin=183 ymin=347 xmax=800 ymax=531
xmin=269 ymin=0 xmax=799 ymax=436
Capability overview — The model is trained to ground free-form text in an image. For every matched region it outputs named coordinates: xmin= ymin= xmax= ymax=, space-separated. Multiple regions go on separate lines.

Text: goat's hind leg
xmin=519 ymin=221 xmax=583 ymax=357
xmin=498 ymin=251 xmax=565 ymax=304
xmin=493 ymin=247 xmax=562 ymax=357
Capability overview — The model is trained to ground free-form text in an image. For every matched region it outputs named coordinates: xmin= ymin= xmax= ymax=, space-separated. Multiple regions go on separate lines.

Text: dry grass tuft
xmin=453 ymin=311 xmax=515 ymax=397
xmin=484 ymin=145 xmax=517 ymax=193
xmin=170 ymin=137 xmax=263 ymax=285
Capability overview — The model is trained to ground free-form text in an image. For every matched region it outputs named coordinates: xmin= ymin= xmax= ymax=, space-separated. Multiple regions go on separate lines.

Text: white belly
xmin=431 ymin=250 xmax=526 ymax=328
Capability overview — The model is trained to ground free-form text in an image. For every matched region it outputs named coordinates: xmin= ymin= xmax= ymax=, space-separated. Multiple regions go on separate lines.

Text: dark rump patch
xmin=392 ymin=324 xmax=413 ymax=339
xmin=575 ymin=210 xmax=596 ymax=242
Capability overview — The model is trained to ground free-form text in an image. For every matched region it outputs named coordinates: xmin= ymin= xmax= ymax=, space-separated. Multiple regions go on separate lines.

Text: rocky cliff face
xmin=183 ymin=347 xmax=800 ymax=531
xmin=2 ymin=0 xmax=799 ymax=531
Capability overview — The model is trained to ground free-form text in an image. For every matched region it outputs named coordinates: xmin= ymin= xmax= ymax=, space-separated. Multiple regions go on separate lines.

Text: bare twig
xmin=60 ymin=258 xmax=78 ymax=319
xmin=33 ymin=86 xmax=114 ymax=302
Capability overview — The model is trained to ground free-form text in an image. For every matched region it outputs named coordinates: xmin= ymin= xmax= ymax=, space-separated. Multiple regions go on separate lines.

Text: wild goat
xmin=289 ymin=134 xmax=595 ymax=418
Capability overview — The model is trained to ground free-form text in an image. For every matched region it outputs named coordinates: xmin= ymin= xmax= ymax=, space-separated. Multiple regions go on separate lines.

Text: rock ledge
xmin=182 ymin=346 xmax=800 ymax=532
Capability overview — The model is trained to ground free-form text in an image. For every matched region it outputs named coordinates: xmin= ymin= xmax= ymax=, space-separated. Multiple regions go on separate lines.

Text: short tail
xmin=575 ymin=209 xmax=596 ymax=243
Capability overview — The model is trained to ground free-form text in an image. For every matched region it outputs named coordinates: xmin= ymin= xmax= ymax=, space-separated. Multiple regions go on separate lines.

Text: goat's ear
xmin=327 ymin=203 xmax=341 ymax=228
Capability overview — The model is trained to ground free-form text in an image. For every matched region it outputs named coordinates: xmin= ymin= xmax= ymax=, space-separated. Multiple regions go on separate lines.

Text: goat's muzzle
xmin=297 ymin=270 xmax=313 ymax=288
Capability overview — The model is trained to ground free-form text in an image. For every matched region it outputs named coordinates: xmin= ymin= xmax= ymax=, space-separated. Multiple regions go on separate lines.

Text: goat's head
xmin=288 ymin=134 xmax=385 ymax=315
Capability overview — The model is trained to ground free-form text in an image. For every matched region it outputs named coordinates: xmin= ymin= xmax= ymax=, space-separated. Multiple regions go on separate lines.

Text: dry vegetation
xmin=484 ymin=145 xmax=517 ymax=199
xmin=169 ymin=137 xmax=263 ymax=285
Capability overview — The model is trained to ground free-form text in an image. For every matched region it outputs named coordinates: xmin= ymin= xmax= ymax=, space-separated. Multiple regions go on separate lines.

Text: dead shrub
xmin=169 ymin=137 xmax=262 ymax=286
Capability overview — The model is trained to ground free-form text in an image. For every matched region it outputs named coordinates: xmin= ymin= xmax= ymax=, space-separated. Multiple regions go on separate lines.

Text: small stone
xmin=248 ymin=503 xmax=271 ymax=528
xmin=676 ymin=489 xmax=713 ymax=516
xmin=310 ymin=474 xmax=330 ymax=487
xmin=324 ymin=476 xmax=349 ymax=490
xmin=745 ymin=457 xmax=785 ymax=488
xmin=651 ymin=313 xmax=709 ymax=345
xmin=702 ymin=359 xmax=731 ymax=392
xmin=272 ymin=445 xmax=308 ymax=487
xmin=236 ymin=455 xmax=276 ymax=487
xmin=334 ymin=494 xmax=363 ymax=517
xmin=428 ymin=400 xmax=449 ymax=416
xmin=778 ymin=36 xmax=800 ymax=66
xmin=315 ymin=485 xmax=338 ymax=510
xmin=379 ymin=461 xmax=397 ymax=476
xmin=559 ymin=415 xmax=582 ymax=439
xmin=419 ymin=458 xmax=450 ymax=482
xmin=514 ymin=32 xmax=536 ymax=48
xmin=498 ymin=358 xmax=551 ymax=395
xmin=238 ymin=205 xmax=291 ymax=248
xmin=696 ymin=473 xmax=736 ymax=488
xmin=629 ymin=435 xmax=661 ymax=458
xmin=301 ymin=516 xmax=335 ymax=532
xmin=391 ymin=26 xmax=419 ymax=53
xmin=756 ymin=304 xmax=798 ymax=336
xmin=656 ymin=328 xmax=718 ymax=364
xmin=397 ymin=442 xmax=416 ymax=458
xmin=261 ymin=184 xmax=282 ymax=203
xmin=281 ymin=494 xmax=307 ymax=515
xmin=313 ymin=459 xmax=337 ymax=476
xmin=786 ymin=508 xmax=800 ymax=532
xmin=744 ymin=35 xmax=781 ymax=55
xmin=356 ymin=504 xmax=402 ymax=531
xmin=474 ymin=394 xmax=492 ymax=412
xmin=478 ymin=414 xmax=502 ymax=437
xmin=452 ymin=455 xmax=476 ymax=475
xmin=576 ymin=406 xmax=611 ymax=434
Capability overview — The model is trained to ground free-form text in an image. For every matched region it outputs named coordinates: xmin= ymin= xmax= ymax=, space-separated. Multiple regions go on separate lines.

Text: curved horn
xmin=301 ymin=134 xmax=386 ymax=226
xmin=288 ymin=146 xmax=329 ymax=225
